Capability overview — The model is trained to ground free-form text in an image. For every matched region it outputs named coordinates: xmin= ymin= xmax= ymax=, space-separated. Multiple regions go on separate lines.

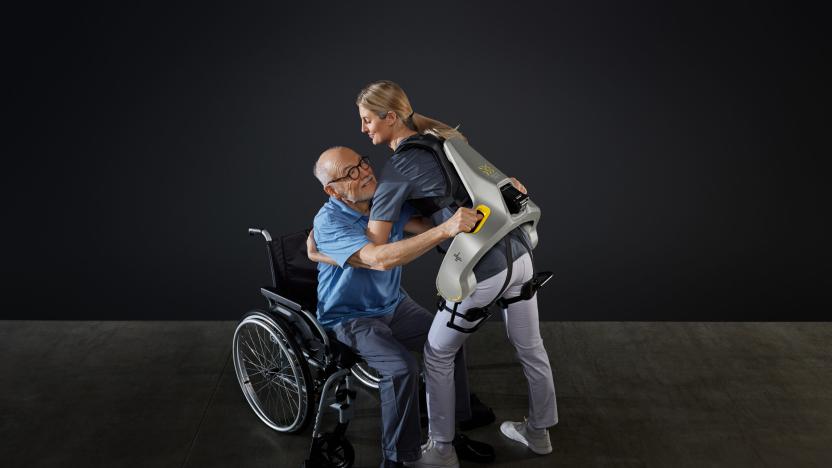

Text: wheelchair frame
xmin=232 ymin=228 xmax=381 ymax=467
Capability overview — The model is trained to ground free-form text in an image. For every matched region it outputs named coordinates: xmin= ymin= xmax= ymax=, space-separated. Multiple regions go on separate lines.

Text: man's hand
xmin=307 ymin=230 xmax=339 ymax=266
xmin=510 ymin=177 xmax=527 ymax=194
xmin=439 ymin=207 xmax=482 ymax=237
xmin=306 ymin=230 xmax=319 ymax=260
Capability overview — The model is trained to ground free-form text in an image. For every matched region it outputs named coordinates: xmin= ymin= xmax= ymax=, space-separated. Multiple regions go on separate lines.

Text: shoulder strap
xmin=395 ymin=134 xmax=471 ymax=207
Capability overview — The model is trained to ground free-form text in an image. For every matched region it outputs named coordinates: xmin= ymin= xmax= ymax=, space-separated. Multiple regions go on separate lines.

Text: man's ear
xmin=324 ymin=185 xmax=339 ymax=199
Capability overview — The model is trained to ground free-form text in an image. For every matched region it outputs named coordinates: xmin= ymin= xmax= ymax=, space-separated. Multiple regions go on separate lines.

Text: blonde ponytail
xmin=410 ymin=112 xmax=466 ymax=141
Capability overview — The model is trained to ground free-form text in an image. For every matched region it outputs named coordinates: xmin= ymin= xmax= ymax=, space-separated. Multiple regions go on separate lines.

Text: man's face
xmin=327 ymin=148 xmax=377 ymax=203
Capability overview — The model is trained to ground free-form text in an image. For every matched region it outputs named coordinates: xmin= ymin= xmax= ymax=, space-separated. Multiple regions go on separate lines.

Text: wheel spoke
xmin=234 ymin=316 xmax=309 ymax=431
xmin=241 ymin=356 xmax=266 ymax=374
xmin=244 ymin=327 xmax=268 ymax=371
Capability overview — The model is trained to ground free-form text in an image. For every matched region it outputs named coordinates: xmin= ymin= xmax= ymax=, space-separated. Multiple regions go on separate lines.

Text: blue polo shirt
xmin=313 ymin=197 xmax=414 ymax=328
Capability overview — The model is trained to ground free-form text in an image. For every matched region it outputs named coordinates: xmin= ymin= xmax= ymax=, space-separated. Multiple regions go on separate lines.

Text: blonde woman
xmin=357 ymin=80 xmax=558 ymax=468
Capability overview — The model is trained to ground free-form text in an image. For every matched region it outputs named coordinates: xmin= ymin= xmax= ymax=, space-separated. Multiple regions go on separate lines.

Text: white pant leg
xmin=424 ymin=270 xmax=507 ymax=442
xmin=502 ymin=254 xmax=559 ymax=429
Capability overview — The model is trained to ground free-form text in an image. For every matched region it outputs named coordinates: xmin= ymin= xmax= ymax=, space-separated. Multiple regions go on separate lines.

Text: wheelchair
xmin=233 ymin=227 xmax=380 ymax=468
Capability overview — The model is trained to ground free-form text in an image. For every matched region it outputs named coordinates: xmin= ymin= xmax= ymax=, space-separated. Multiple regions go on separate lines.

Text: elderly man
xmin=309 ymin=146 xmax=490 ymax=468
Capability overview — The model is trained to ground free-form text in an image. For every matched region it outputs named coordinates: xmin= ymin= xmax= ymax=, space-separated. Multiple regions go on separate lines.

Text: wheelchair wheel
xmin=350 ymin=361 xmax=381 ymax=390
xmin=303 ymin=433 xmax=354 ymax=468
xmin=233 ymin=310 xmax=314 ymax=433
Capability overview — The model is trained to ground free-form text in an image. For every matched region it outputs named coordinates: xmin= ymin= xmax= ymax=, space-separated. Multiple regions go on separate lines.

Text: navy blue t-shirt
xmin=369 ymin=135 xmax=529 ymax=281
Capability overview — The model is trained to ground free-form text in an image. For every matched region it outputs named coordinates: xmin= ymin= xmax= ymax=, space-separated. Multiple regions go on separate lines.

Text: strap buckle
xmin=439 ymin=298 xmax=493 ymax=334
xmin=496 ymin=271 xmax=555 ymax=308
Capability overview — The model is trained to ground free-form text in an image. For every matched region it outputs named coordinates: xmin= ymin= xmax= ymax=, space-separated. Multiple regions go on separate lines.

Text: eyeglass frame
xmin=326 ymin=156 xmax=371 ymax=185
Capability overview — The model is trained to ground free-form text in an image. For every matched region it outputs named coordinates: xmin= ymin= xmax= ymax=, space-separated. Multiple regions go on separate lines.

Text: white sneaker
xmin=411 ymin=438 xmax=459 ymax=468
xmin=500 ymin=418 xmax=552 ymax=455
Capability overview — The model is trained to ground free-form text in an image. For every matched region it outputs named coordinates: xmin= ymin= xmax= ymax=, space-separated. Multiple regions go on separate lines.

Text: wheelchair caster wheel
xmin=302 ymin=433 xmax=354 ymax=468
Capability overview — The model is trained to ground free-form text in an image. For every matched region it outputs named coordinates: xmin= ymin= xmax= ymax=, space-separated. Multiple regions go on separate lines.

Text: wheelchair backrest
xmin=266 ymin=228 xmax=319 ymax=311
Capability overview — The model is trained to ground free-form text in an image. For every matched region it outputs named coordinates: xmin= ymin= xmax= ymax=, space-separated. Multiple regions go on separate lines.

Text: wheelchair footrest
xmin=329 ymin=402 xmax=353 ymax=423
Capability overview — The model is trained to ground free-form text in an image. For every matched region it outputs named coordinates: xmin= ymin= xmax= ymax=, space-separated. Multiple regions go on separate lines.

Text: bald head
xmin=314 ymin=146 xmax=360 ymax=186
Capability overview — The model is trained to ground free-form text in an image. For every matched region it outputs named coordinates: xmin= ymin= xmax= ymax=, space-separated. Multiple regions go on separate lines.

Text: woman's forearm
xmin=366 ymin=219 xmax=394 ymax=245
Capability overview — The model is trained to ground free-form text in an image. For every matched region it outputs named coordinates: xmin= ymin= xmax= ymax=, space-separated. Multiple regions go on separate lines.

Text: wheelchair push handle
xmin=248 ymin=227 xmax=272 ymax=242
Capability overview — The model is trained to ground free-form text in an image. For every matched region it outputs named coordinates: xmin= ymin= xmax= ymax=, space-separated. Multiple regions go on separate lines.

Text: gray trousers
xmin=332 ymin=294 xmax=472 ymax=463
xmin=425 ymin=253 xmax=558 ymax=442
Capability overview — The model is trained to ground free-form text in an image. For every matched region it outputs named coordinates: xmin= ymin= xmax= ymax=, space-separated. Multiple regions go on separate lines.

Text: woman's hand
xmin=510 ymin=177 xmax=528 ymax=194
xmin=439 ymin=207 xmax=483 ymax=237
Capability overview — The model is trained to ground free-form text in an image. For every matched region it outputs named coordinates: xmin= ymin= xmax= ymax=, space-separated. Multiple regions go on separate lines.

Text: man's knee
xmin=379 ymin=350 xmax=420 ymax=380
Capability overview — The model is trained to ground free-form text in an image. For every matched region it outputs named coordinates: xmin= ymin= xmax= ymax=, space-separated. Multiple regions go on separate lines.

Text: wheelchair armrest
xmin=260 ymin=287 xmax=302 ymax=311
xmin=260 ymin=287 xmax=332 ymax=360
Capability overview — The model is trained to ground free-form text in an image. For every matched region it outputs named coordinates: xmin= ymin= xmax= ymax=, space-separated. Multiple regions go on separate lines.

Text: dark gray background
xmin=4 ymin=2 xmax=829 ymax=320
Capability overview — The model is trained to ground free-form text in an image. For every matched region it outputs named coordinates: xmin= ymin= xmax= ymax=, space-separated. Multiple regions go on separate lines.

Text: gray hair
xmin=312 ymin=146 xmax=348 ymax=186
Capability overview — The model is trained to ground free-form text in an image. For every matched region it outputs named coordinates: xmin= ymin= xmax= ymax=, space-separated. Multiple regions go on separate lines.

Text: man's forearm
xmin=354 ymin=226 xmax=449 ymax=270
xmin=309 ymin=250 xmax=338 ymax=266
xmin=403 ymin=216 xmax=433 ymax=235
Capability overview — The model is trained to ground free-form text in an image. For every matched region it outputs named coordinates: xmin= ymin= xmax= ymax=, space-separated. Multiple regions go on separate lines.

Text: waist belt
xmin=439 ymin=235 xmax=554 ymax=334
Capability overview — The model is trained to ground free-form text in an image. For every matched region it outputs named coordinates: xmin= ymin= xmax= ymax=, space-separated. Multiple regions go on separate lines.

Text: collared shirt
xmin=313 ymin=197 xmax=414 ymax=328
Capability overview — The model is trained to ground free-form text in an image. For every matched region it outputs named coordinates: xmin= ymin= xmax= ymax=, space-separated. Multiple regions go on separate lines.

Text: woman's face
xmin=359 ymin=105 xmax=392 ymax=146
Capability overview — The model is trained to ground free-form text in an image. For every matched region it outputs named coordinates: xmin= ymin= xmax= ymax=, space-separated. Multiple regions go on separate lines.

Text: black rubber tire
xmin=232 ymin=309 xmax=315 ymax=433
xmin=317 ymin=434 xmax=354 ymax=468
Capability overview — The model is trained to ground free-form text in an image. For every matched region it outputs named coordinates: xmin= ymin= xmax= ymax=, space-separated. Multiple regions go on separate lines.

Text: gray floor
xmin=1 ymin=321 xmax=830 ymax=468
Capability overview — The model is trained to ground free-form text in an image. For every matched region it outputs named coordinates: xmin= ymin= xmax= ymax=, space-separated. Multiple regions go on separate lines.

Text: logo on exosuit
xmin=478 ymin=164 xmax=497 ymax=177
xmin=453 ymin=252 xmax=462 ymax=262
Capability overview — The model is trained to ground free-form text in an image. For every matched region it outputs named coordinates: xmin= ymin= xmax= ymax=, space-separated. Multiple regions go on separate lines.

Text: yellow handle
xmin=470 ymin=204 xmax=490 ymax=234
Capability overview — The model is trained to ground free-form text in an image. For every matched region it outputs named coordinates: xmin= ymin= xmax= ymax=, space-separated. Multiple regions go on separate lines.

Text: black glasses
xmin=326 ymin=156 xmax=371 ymax=185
